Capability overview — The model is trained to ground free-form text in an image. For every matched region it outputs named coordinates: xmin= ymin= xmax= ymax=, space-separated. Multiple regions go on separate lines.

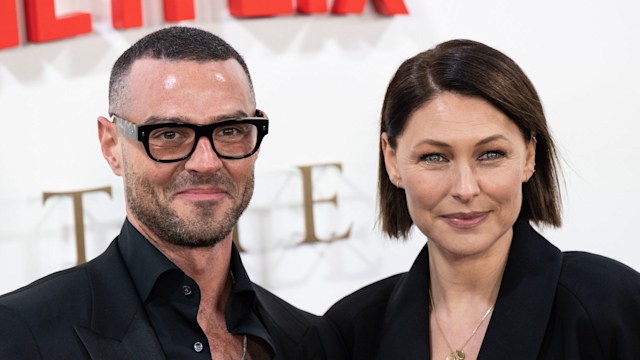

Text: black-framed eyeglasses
xmin=112 ymin=110 xmax=268 ymax=163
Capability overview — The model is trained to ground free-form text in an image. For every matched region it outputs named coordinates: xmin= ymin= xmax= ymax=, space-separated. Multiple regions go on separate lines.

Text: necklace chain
xmin=240 ymin=334 xmax=247 ymax=360
xmin=429 ymin=291 xmax=493 ymax=360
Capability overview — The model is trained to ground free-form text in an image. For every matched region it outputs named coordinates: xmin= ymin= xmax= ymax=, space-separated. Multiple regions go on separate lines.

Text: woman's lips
xmin=441 ymin=211 xmax=489 ymax=229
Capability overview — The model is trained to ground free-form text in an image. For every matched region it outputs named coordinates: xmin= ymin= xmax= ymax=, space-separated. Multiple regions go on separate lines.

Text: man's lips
xmin=174 ymin=187 xmax=228 ymax=201
xmin=441 ymin=211 xmax=489 ymax=228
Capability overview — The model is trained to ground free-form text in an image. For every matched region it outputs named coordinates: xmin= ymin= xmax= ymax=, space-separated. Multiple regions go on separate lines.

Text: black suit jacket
xmin=0 ymin=235 xmax=345 ymax=360
xmin=326 ymin=217 xmax=640 ymax=359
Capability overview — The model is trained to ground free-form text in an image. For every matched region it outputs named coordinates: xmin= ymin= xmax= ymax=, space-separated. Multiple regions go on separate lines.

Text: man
xmin=0 ymin=26 xmax=344 ymax=360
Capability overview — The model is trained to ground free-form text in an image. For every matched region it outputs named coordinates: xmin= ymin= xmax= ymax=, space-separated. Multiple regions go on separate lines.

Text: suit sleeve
xmin=560 ymin=252 xmax=640 ymax=358
xmin=595 ymin=265 xmax=640 ymax=358
xmin=0 ymin=305 xmax=42 ymax=359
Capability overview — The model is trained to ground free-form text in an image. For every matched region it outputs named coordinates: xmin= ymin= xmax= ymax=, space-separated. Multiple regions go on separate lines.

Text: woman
xmin=326 ymin=39 xmax=640 ymax=359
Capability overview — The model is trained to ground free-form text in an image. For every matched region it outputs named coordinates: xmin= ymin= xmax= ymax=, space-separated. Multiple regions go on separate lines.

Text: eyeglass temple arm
xmin=113 ymin=115 xmax=138 ymax=140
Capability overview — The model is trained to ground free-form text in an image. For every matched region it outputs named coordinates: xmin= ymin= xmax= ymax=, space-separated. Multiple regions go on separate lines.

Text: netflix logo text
xmin=0 ymin=0 xmax=408 ymax=50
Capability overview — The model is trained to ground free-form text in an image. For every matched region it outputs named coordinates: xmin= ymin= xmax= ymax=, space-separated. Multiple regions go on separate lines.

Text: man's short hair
xmin=109 ymin=26 xmax=254 ymax=114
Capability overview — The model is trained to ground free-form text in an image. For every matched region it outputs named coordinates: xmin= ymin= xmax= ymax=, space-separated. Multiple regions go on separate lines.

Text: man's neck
xmin=130 ymin=217 xmax=233 ymax=312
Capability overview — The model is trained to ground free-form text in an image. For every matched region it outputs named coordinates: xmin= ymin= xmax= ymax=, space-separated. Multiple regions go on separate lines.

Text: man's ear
xmin=98 ymin=116 xmax=123 ymax=176
xmin=381 ymin=133 xmax=402 ymax=188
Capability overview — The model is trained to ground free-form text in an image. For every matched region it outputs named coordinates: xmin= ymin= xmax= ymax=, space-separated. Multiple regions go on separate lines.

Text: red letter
xmin=228 ymin=0 xmax=294 ymax=17
xmin=332 ymin=0 xmax=408 ymax=15
xmin=0 ymin=0 xmax=19 ymax=49
xmin=111 ymin=0 xmax=142 ymax=29
xmin=372 ymin=0 xmax=408 ymax=15
xmin=164 ymin=0 xmax=195 ymax=22
xmin=24 ymin=0 xmax=92 ymax=43
xmin=297 ymin=0 xmax=328 ymax=14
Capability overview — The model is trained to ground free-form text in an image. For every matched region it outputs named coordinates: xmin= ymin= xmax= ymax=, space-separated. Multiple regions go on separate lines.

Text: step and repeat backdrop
xmin=1 ymin=0 xmax=639 ymax=314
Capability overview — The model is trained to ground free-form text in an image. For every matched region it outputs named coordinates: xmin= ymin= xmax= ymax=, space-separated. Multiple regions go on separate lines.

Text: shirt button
xmin=182 ymin=285 xmax=192 ymax=296
xmin=193 ymin=341 xmax=204 ymax=352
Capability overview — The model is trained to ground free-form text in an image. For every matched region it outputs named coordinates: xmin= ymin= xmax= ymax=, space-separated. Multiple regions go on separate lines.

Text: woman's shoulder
xmin=545 ymin=252 xmax=640 ymax=355
xmin=556 ymin=251 xmax=640 ymax=310
xmin=559 ymin=251 xmax=640 ymax=290
xmin=325 ymin=272 xmax=405 ymax=327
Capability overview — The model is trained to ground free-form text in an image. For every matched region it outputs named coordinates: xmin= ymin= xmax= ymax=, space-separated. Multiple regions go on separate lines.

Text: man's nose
xmin=184 ymin=136 xmax=223 ymax=173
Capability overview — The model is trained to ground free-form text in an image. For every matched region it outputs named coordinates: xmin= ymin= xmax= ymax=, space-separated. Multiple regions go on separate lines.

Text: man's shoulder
xmin=0 ymin=264 xmax=90 ymax=308
xmin=0 ymin=239 xmax=123 ymax=319
xmin=0 ymin=263 xmax=95 ymax=359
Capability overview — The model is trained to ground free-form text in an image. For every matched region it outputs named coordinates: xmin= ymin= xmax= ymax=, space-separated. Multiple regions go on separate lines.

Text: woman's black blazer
xmin=326 ymin=217 xmax=640 ymax=359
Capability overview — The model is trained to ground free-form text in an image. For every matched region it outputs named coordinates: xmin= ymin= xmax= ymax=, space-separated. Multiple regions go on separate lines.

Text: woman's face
xmin=382 ymin=92 xmax=535 ymax=258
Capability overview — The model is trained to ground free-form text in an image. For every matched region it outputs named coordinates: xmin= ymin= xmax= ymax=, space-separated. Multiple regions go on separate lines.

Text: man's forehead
xmin=128 ymin=57 xmax=246 ymax=81
xmin=119 ymin=57 xmax=255 ymax=121
xmin=122 ymin=57 xmax=254 ymax=103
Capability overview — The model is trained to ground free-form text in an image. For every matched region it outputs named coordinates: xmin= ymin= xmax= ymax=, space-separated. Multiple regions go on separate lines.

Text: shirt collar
xmin=117 ymin=218 xmax=275 ymax=354
xmin=226 ymin=242 xmax=276 ymax=353
xmin=117 ymin=218 xmax=177 ymax=302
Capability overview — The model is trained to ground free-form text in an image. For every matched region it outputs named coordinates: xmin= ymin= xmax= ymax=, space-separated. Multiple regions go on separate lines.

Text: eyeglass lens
xmin=148 ymin=123 xmax=258 ymax=161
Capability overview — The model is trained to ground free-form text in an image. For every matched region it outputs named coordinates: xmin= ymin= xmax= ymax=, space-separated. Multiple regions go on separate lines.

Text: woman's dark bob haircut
xmin=379 ymin=39 xmax=562 ymax=238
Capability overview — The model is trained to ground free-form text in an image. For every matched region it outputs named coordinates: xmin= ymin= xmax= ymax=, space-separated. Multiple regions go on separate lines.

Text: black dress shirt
xmin=118 ymin=219 xmax=274 ymax=359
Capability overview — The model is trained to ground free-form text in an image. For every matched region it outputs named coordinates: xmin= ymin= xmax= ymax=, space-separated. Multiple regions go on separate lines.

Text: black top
xmin=325 ymin=216 xmax=640 ymax=359
xmin=118 ymin=219 xmax=274 ymax=358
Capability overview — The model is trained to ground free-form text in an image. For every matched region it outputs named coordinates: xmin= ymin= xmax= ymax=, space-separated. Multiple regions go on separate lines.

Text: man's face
xmin=108 ymin=58 xmax=257 ymax=248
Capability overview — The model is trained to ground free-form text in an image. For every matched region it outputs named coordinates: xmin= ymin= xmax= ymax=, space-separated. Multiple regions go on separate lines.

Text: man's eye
xmin=220 ymin=128 xmax=239 ymax=136
xmin=160 ymin=131 xmax=177 ymax=139
xmin=150 ymin=128 xmax=189 ymax=142
xmin=216 ymin=124 xmax=250 ymax=138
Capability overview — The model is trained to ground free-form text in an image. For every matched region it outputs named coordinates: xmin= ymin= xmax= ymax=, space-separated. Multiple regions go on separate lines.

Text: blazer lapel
xmin=377 ymin=245 xmax=431 ymax=360
xmin=75 ymin=240 xmax=165 ymax=360
xmin=373 ymin=218 xmax=563 ymax=360
xmin=479 ymin=218 xmax=563 ymax=360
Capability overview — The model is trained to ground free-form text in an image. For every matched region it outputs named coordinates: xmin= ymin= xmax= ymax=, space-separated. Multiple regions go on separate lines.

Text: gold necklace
xmin=429 ymin=291 xmax=493 ymax=360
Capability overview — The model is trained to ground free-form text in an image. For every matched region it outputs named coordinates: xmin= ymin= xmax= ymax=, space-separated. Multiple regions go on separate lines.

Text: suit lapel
xmin=376 ymin=245 xmax=431 ymax=360
xmin=75 ymin=240 xmax=165 ymax=360
xmin=478 ymin=218 xmax=563 ymax=360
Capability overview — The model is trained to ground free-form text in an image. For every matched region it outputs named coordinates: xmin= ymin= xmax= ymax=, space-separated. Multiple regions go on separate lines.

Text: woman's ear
xmin=523 ymin=133 xmax=537 ymax=182
xmin=382 ymin=133 xmax=402 ymax=188
xmin=98 ymin=116 xmax=123 ymax=176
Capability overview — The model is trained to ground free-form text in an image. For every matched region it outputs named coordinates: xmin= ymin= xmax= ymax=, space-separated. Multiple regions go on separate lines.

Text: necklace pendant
xmin=445 ymin=350 xmax=465 ymax=360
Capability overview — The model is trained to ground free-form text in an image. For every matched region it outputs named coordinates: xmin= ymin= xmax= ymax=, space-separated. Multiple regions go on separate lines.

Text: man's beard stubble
xmin=125 ymin=166 xmax=253 ymax=248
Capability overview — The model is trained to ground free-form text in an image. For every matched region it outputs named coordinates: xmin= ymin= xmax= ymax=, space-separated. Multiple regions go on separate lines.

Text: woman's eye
xmin=421 ymin=153 xmax=447 ymax=163
xmin=479 ymin=151 xmax=505 ymax=161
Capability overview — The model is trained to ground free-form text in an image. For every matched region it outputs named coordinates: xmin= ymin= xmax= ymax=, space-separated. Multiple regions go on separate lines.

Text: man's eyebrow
xmin=142 ymin=116 xmax=185 ymax=125
xmin=142 ymin=110 xmax=250 ymax=125
xmin=213 ymin=110 xmax=250 ymax=121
